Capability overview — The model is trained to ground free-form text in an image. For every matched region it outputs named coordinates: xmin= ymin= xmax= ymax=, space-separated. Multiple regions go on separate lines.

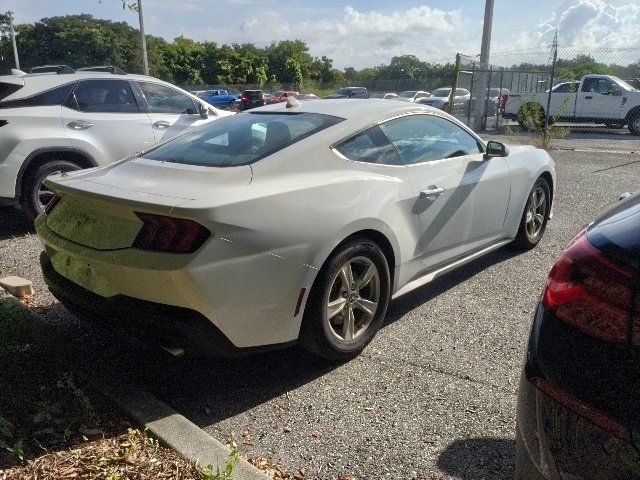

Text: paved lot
xmin=1 ymin=150 xmax=640 ymax=479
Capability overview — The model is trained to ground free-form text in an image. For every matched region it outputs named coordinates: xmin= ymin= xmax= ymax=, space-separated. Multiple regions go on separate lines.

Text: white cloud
xmin=507 ymin=0 xmax=640 ymax=51
xmin=188 ymin=5 xmax=480 ymax=69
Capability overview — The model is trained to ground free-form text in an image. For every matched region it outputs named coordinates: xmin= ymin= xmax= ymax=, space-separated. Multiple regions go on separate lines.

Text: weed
xmin=201 ymin=441 xmax=241 ymax=480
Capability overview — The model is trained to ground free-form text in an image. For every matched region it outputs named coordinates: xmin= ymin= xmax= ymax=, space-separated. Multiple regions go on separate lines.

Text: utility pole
xmin=7 ymin=11 xmax=20 ymax=70
xmin=472 ymin=0 xmax=494 ymax=131
xmin=137 ymin=0 xmax=149 ymax=75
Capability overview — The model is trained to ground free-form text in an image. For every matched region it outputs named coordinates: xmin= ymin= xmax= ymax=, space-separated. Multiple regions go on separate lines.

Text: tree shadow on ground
xmin=437 ymin=437 xmax=515 ymax=480
xmin=383 ymin=244 xmax=524 ymax=328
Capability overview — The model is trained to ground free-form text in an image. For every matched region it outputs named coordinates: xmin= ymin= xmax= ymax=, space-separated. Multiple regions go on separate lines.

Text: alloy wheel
xmin=324 ymin=256 xmax=381 ymax=344
xmin=37 ymin=179 xmax=58 ymax=211
xmin=525 ymin=187 xmax=546 ymax=238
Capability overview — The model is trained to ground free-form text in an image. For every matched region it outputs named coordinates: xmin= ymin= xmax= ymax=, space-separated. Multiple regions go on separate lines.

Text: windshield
xmin=335 ymin=88 xmax=351 ymax=95
xmin=143 ymin=112 xmax=344 ymax=167
xmin=432 ymin=88 xmax=451 ymax=97
xmin=615 ymin=78 xmax=638 ymax=91
xmin=400 ymin=91 xmax=418 ymax=98
xmin=271 ymin=91 xmax=284 ymax=98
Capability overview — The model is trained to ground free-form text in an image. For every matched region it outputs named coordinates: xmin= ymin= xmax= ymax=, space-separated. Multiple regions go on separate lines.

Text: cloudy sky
xmin=2 ymin=0 xmax=640 ymax=68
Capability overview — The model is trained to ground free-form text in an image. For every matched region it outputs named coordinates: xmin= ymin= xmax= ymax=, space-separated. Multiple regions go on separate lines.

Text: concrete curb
xmin=0 ymin=287 xmax=269 ymax=479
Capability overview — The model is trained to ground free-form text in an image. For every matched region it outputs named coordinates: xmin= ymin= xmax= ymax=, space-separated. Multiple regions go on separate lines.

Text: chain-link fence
xmin=451 ymin=47 xmax=640 ymax=152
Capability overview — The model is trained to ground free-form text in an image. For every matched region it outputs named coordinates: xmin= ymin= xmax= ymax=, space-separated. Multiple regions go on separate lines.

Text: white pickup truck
xmin=502 ymin=74 xmax=640 ymax=134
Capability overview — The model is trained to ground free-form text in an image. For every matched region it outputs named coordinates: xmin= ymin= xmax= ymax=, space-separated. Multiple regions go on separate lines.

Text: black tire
xmin=513 ymin=177 xmax=551 ymax=249
xmin=299 ymin=238 xmax=391 ymax=361
xmin=517 ymin=103 xmax=545 ymax=132
xmin=20 ymin=160 xmax=81 ymax=221
xmin=627 ymin=112 xmax=640 ymax=135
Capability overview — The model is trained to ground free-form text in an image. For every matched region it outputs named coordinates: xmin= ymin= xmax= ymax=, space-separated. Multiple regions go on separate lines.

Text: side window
xmin=581 ymin=78 xmax=598 ymax=92
xmin=67 ymin=80 xmax=138 ymax=113
xmin=335 ymin=125 xmax=402 ymax=166
xmin=596 ymin=79 xmax=618 ymax=95
xmin=65 ymin=80 xmax=138 ymax=113
xmin=138 ymin=82 xmax=197 ymax=114
xmin=380 ymin=115 xmax=482 ymax=165
xmin=1 ymin=83 xmax=75 ymax=109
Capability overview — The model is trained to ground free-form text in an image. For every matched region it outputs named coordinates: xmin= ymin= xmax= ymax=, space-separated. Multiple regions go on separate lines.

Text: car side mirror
xmin=198 ymin=102 xmax=209 ymax=119
xmin=484 ymin=141 xmax=509 ymax=160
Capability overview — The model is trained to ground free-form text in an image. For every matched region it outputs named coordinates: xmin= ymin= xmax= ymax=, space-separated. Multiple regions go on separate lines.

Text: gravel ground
xmin=1 ymin=150 xmax=639 ymax=479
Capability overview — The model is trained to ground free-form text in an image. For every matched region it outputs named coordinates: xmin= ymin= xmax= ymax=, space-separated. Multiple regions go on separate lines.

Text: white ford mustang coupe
xmin=36 ymin=99 xmax=555 ymax=360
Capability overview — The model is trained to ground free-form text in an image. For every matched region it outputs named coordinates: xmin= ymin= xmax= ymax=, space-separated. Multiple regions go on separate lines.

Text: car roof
xmin=249 ymin=98 xmax=456 ymax=123
xmin=0 ymin=71 xmax=188 ymax=101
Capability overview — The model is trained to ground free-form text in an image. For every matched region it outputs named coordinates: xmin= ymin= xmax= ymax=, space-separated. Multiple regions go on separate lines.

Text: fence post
xmin=496 ymin=68 xmax=504 ymax=126
xmin=448 ymin=53 xmax=461 ymax=115
xmin=543 ymin=33 xmax=558 ymax=147
xmin=467 ymin=62 xmax=475 ymax=126
xmin=482 ymin=66 xmax=493 ymax=130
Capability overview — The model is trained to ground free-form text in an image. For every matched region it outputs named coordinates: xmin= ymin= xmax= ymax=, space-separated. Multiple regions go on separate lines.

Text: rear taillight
xmin=133 ymin=212 xmax=210 ymax=254
xmin=241 ymin=95 xmax=248 ymax=101
xmin=542 ymin=230 xmax=635 ymax=344
xmin=44 ymin=194 xmax=61 ymax=215
xmin=499 ymin=95 xmax=508 ymax=109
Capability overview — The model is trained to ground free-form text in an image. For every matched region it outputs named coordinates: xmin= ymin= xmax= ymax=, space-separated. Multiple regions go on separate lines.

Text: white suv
xmin=0 ymin=66 xmax=232 ymax=219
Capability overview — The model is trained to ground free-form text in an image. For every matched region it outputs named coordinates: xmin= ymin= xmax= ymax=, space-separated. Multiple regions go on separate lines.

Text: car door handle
xmin=585 ymin=96 xmax=593 ymax=100
xmin=67 ymin=120 xmax=94 ymax=130
xmin=153 ymin=120 xmax=171 ymax=129
xmin=419 ymin=186 xmax=445 ymax=199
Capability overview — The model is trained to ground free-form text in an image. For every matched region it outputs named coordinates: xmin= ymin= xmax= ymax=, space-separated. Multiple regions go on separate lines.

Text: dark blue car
xmin=193 ymin=89 xmax=240 ymax=109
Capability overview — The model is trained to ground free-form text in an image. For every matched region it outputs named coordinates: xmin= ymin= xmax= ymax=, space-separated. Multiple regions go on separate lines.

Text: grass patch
xmin=0 ymin=297 xmax=240 ymax=479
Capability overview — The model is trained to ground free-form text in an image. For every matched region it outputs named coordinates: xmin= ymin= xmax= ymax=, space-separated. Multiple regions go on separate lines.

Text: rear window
xmin=244 ymin=90 xmax=262 ymax=99
xmin=432 ymin=89 xmax=450 ymax=97
xmin=143 ymin=112 xmax=344 ymax=167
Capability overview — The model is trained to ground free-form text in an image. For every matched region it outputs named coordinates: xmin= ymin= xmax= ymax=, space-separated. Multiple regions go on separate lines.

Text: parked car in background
xmin=502 ymin=74 xmax=640 ymax=133
xmin=238 ymin=89 xmax=266 ymax=110
xmin=370 ymin=92 xmax=398 ymax=99
xmin=418 ymin=87 xmax=471 ymax=113
xmin=267 ymin=91 xmax=300 ymax=104
xmin=193 ymin=89 xmax=240 ymax=109
xmin=296 ymin=93 xmax=320 ymax=101
xmin=0 ymin=65 xmax=230 ymax=220
xmin=516 ymin=191 xmax=640 ymax=480
xmin=37 ymin=99 xmax=554 ymax=362
xmin=325 ymin=87 xmax=369 ymax=99
xmin=472 ymin=87 xmax=510 ymax=114
xmin=397 ymin=90 xmax=430 ymax=102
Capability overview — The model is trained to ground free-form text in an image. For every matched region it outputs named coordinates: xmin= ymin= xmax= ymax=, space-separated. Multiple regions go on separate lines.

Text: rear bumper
xmin=36 ymin=212 xmax=310 ymax=350
xmin=40 ymin=251 xmax=294 ymax=357
xmin=516 ymin=304 xmax=640 ymax=479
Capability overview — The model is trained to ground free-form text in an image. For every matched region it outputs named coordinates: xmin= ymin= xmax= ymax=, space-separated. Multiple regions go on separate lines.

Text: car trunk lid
xmin=45 ymin=158 xmax=251 ymax=250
